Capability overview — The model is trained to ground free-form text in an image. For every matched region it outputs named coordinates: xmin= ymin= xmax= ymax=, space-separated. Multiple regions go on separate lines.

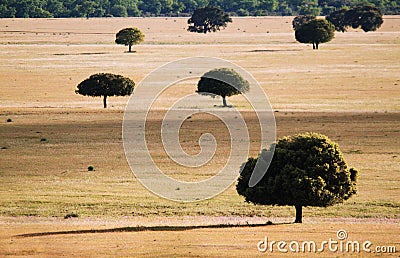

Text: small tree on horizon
xmin=237 ymin=132 xmax=358 ymax=223
xmin=188 ymin=6 xmax=232 ymax=34
xmin=75 ymin=73 xmax=134 ymax=108
xmin=115 ymin=28 xmax=144 ymax=53
xmin=295 ymin=19 xmax=335 ymax=49
xmin=196 ymin=68 xmax=250 ymax=107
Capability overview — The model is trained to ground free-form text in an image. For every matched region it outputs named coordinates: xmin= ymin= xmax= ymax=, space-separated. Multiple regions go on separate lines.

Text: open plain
xmin=0 ymin=16 xmax=399 ymax=256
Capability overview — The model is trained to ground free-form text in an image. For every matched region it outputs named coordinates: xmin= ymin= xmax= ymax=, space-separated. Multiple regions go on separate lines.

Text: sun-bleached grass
xmin=0 ymin=16 xmax=399 ymax=257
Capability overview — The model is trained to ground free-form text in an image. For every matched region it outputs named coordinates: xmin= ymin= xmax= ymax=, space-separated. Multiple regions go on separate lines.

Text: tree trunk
xmin=128 ymin=44 xmax=132 ymax=52
xmin=222 ymin=96 xmax=227 ymax=107
xmin=312 ymin=43 xmax=315 ymax=49
xmin=316 ymin=42 xmax=319 ymax=50
xmin=103 ymin=95 xmax=107 ymax=108
xmin=294 ymin=205 xmax=302 ymax=223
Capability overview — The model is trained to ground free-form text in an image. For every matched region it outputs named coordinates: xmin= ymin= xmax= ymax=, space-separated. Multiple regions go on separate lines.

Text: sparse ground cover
xmin=0 ymin=17 xmax=399 ymax=256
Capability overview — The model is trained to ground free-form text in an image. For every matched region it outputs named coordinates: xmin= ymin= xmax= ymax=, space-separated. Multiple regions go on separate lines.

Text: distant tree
xmin=110 ymin=5 xmax=128 ymax=17
xmin=327 ymin=6 xmax=383 ymax=32
xmin=326 ymin=8 xmax=348 ymax=32
xmin=237 ymin=132 xmax=358 ymax=223
xmin=75 ymin=73 xmax=135 ymax=108
xmin=188 ymin=6 xmax=232 ymax=34
xmin=344 ymin=5 xmax=383 ymax=32
xmin=292 ymin=14 xmax=316 ymax=30
xmin=196 ymin=68 xmax=250 ymax=107
xmin=77 ymin=0 xmax=96 ymax=19
xmin=127 ymin=5 xmax=142 ymax=17
xmin=298 ymin=0 xmax=321 ymax=16
xmin=295 ymin=19 xmax=335 ymax=49
xmin=115 ymin=28 xmax=145 ymax=53
xmin=258 ymin=0 xmax=278 ymax=12
xmin=0 ymin=4 xmax=16 ymax=17
xmin=139 ymin=0 xmax=162 ymax=15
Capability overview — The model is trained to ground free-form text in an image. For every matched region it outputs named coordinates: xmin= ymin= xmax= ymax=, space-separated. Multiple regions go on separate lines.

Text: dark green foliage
xmin=77 ymin=0 xmax=96 ymax=19
xmin=344 ymin=5 xmax=383 ymax=32
xmin=188 ymin=6 xmax=232 ymax=34
xmin=0 ymin=0 xmax=398 ymax=18
xmin=292 ymin=14 xmax=316 ymax=30
xmin=237 ymin=133 xmax=358 ymax=223
xmin=6 ymin=118 xmax=13 ymax=123
xmin=75 ymin=73 xmax=135 ymax=108
xmin=327 ymin=6 xmax=383 ymax=32
xmin=298 ymin=0 xmax=321 ymax=16
xmin=115 ymin=28 xmax=144 ymax=53
xmin=326 ymin=8 xmax=348 ymax=32
xmin=295 ymin=19 xmax=335 ymax=49
xmin=110 ymin=5 xmax=127 ymax=17
xmin=197 ymin=68 xmax=250 ymax=107
xmin=88 ymin=165 xmax=95 ymax=171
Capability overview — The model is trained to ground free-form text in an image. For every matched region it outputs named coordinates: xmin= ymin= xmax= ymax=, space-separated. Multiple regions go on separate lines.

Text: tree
xmin=110 ymin=4 xmax=127 ymax=17
xmin=292 ymin=14 xmax=316 ymax=30
xmin=75 ymin=73 xmax=135 ymax=108
xmin=237 ymin=132 xmax=358 ymax=223
xmin=295 ymin=19 xmax=335 ymax=49
xmin=188 ymin=6 xmax=232 ymax=34
xmin=298 ymin=0 xmax=321 ymax=16
xmin=327 ymin=6 xmax=383 ymax=32
xmin=326 ymin=8 xmax=348 ymax=32
xmin=77 ymin=0 xmax=97 ymax=19
xmin=344 ymin=5 xmax=383 ymax=32
xmin=196 ymin=68 xmax=250 ymax=107
xmin=115 ymin=28 xmax=144 ymax=53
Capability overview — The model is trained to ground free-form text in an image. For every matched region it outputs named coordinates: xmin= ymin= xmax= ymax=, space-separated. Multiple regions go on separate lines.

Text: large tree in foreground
xmin=76 ymin=73 xmax=134 ymax=108
xmin=196 ymin=68 xmax=250 ymax=107
xmin=237 ymin=132 xmax=358 ymax=223
xmin=295 ymin=19 xmax=335 ymax=49
xmin=115 ymin=28 xmax=144 ymax=53
xmin=188 ymin=6 xmax=232 ymax=34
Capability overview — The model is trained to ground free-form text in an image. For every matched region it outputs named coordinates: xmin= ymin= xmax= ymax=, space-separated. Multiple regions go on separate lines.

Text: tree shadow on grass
xmin=16 ymin=222 xmax=293 ymax=238
xmin=249 ymin=49 xmax=301 ymax=53
xmin=54 ymin=52 xmax=109 ymax=56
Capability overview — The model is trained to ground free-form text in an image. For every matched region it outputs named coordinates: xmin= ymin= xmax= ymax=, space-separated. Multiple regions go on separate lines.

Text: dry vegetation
xmin=0 ymin=16 xmax=399 ymax=256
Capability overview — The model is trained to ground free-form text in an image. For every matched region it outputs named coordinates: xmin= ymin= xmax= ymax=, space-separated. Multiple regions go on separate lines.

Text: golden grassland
xmin=0 ymin=17 xmax=399 ymax=256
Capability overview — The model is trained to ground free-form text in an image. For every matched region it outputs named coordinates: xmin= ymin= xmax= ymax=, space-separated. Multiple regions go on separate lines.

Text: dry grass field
xmin=0 ymin=17 xmax=399 ymax=256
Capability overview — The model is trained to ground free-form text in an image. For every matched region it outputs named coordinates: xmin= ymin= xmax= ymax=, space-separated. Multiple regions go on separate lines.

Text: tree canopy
xmin=196 ymin=68 xmax=250 ymax=107
xmin=1 ymin=0 xmax=395 ymax=18
xmin=188 ymin=6 xmax=232 ymax=34
xmin=326 ymin=8 xmax=348 ymax=32
xmin=292 ymin=14 xmax=316 ymax=30
xmin=75 ymin=73 xmax=135 ymax=108
xmin=237 ymin=132 xmax=358 ymax=223
xmin=295 ymin=19 xmax=335 ymax=49
xmin=327 ymin=6 xmax=383 ymax=32
xmin=345 ymin=5 xmax=384 ymax=32
xmin=115 ymin=28 xmax=145 ymax=52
